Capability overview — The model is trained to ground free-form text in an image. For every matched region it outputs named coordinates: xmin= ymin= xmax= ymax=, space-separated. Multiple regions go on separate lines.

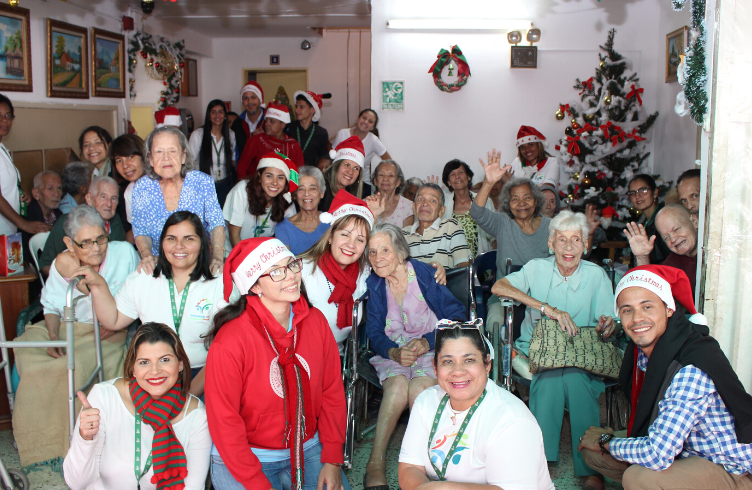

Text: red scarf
xmin=523 ymin=157 xmax=548 ymax=171
xmin=246 ymin=295 xmax=314 ymax=490
xmin=129 ymin=378 xmax=187 ymax=490
xmin=318 ymin=250 xmax=359 ymax=330
xmin=627 ymin=345 xmax=645 ymax=436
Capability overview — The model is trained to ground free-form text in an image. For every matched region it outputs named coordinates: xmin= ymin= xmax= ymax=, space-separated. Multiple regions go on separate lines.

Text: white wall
xmin=194 ymin=31 xmax=370 ymax=139
xmin=371 ymin=0 xmax=689 ymax=184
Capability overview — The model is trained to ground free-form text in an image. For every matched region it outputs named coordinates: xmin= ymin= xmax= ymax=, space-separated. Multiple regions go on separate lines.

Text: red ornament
xmin=141 ymin=51 xmax=147 ymax=59
xmin=579 ymin=77 xmax=594 ymax=95
xmin=560 ymin=103 xmax=572 ymax=116
xmin=149 ymin=58 xmax=154 ymax=63
xmin=626 ymin=84 xmax=644 ymax=106
xmin=161 ymin=97 xmax=166 ymax=102
xmin=163 ymin=81 xmax=167 ymax=86
xmin=155 ymin=62 xmax=160 ymax=68
xmin=566 ymin=135 xmax=581 ymax=155
xmin=626 ymin=127 xmax=646 ymax=142
xmin=572 ymin=122 xmax=580 ymax=130
xmin=174 ymin=88 xmax=179 ymax=93
xmin=179 ymin=62 xmax=185 ymax=68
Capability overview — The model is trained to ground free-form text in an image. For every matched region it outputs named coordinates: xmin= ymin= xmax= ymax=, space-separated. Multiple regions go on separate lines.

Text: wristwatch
xmin=598 ymin=432 xmax=615 ymax=453
xmin=540 ymin=303 xmax=548 ymax=315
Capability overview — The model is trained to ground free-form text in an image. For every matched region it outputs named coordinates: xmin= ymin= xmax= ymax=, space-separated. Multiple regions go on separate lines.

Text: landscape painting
xmin=91 ymin=28 xmax=125 ymax=98
xmin=47 ymin=19 xmax=88 ymax=98
xmin=0 ymin=4 xmax=32 ymax=92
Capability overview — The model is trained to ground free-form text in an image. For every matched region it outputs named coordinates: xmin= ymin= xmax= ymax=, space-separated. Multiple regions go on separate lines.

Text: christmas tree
xmin=554 ymin=29 xmax=668 ymax=228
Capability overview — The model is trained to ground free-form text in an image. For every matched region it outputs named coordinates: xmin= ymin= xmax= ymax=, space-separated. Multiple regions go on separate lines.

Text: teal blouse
xmin=505 ymin=256 xmax=615 ymax=356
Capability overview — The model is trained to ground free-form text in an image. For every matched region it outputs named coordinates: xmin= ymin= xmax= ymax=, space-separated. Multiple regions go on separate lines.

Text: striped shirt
xmin=403 ymin=217 xmax=470 ymax=269
xmin=610 ymin=350 xmax=752 ymax=474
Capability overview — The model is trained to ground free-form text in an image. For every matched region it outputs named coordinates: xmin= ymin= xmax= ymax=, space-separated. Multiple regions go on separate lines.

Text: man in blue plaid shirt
xmin=578 ymin=265 xmax=752 ymax=490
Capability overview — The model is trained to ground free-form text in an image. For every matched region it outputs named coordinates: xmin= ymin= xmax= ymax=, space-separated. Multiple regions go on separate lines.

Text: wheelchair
xmin=342 ymin=258 xmax=477 ymax=469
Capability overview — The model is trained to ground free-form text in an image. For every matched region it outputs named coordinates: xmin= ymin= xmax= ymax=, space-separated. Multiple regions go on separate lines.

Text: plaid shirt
xmin=610 ymin=350 xmax=752 ymax=474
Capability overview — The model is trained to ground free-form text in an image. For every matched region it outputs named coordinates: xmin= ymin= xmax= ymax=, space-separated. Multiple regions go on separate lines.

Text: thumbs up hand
xmin=77 ymin=391 xmax=100 ymax=441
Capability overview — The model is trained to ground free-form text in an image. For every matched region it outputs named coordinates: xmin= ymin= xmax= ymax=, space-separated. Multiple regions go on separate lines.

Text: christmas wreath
xmin=127 ymin=31 xmax=185 ymax=109
xmin=428 ymin=45 xmax=471 ymax=93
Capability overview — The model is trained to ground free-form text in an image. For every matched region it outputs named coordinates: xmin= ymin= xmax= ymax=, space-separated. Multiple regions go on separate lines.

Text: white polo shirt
xmin=0 ymin=143 xmax=20 ymax=236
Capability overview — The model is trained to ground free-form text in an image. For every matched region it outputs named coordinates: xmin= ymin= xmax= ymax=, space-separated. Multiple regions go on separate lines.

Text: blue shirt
xmin=58 ymin=193 xmax=78 ymax=214
xmin=610 ymin=350 xmax=752 ymax=474
xmin=274 ymin=218 xmax=329 ymax=255
xmin=132 ymin=171 xmax=225 ymax=255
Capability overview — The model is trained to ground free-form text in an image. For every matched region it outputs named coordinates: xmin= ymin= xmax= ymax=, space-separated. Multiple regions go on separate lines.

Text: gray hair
xmin=416 ymin=183 xmax=445 ymax=207
xmin=63 ymin=204 xmax=105 ymax=239
xmin=656 ymin=203 xmax=696 ymax=231
xmin=372 ymin=159 xmax=406 ymax=194
xmin=549 ymin=209 xmax=589 ymax=239
xmin=297 ymin=165 xmax=326 ymax=192
xmin=144 ymin=126 xmax=195 ymax=180
xmin=88 ymin=175 xmax=119 ymax=196
xmin=61 ymin=161 xmax=91 ymax=197
xmin=499 ymin=177 xmax=545 ymax=218
xmin=369 ymin=222 xmax=410 ymax=263
xmin=33 ymin=170 xmax=60 ymax=190
xmin=403 ymin=177 xmax=423 ymax=192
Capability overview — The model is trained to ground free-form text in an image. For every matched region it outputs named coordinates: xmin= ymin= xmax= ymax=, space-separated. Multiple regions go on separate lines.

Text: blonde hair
xmin=299 ymin=214 xmax=371 ymax=273
xmin=324 ymin=159 xmax=363 ymax=198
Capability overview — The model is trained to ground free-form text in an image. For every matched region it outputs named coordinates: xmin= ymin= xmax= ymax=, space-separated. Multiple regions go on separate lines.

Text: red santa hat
xmin=320 ymin=190 xmax=374 ymax=228
xmin=257 ymin=151 xmax=299 ymax=203
xmin=265 ymin=103 xmax=291 ymax=124
xmin=516 ymin=125 xmax=548 ymax=148
xmin=329 ymin=136 xmax=365 ymax=168
xmin=614 ymin=265 xmax=706 ymax=325
xmin=240 ymin=81 xmax=264 ymax=102
xmin=294 ymin=91 xmax=331 ymax=122
xmin=223 ymin=237 xmax=295 ymax=301
xmin=602 ymin=205 xmax=617 ymax=218
xmin=154 ymin=106 xmax=181 ymax=128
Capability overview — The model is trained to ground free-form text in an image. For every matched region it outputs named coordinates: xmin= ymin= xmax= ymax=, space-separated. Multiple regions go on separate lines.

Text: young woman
xmin=80 ymin=126 xmax=113 ymax=179
xmin=109 ymin=134 xmax=146 ymax=243
xmin=320 ymin=136 xmax=366 ymax=210
xmin=205 ymin=237 xmax=347 ymax=490
xmin=188 ymin=99 xmax=237 ymax=207
xmin=275 ymin=166 xmax=330 ymax=255
xmin=507 ymin=125 xmax=560 ymax=188
xmin=332 ymin=109 xmax=392 ymax=194
xmin=222 ymin=152 xmax=296 ymax=254
xmin=63 ymin=322 xmax=211 ymax=490
xmin=75 ymin=211 xmax=235 ymax=398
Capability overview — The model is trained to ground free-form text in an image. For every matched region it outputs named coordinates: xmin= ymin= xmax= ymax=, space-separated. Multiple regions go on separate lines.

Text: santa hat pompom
xmin=320 ymin=212 xmax=334 ymax=224
xmin=321 ymin=190 xmax=374 ymax=228
xmin=329 ymin=149 xmax=337 ymax=160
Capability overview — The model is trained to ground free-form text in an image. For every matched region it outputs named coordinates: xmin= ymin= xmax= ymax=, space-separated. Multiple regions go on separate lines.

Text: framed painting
xmin=0 ymin=4 xmax=32 ymax=92
xmin=91 ymin=28 xmax=125 ymax=98
xmin=47 ymin=19 xmax=88 ymax=98
xmin=666 ymin=26 xmax=687 ymax=83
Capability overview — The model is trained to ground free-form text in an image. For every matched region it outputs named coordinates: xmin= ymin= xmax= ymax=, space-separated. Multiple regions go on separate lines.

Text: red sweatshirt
xmin=236 ymin=132 xmax=305 ymax=180
xmin=204 ymin=298 xmax=346 ymax=489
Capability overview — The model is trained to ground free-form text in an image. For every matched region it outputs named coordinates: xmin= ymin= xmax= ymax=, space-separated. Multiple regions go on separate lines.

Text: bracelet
xmin=540 ymin=303 xmax=548 ymax=315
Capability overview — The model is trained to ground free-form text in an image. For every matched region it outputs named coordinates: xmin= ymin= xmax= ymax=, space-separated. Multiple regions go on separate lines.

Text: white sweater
xmin=63 ymin=379 xmax=211 ymax=490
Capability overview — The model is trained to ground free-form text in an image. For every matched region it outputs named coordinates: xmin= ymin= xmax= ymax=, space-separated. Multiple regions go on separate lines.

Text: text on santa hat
xmin=244 ymin=244 xmax=288 ymax=278
xmin=623 ymin=273 xmax=664 ymax=290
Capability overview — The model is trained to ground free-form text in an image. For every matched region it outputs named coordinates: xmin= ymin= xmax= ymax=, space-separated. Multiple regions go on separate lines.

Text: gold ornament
xmin=582 ymin=177 xmax=591 ymax=185
xmin=573 ymin=172 xmax=580 ymax=180
xmin=555 ymin=109 xmax=565 ymax=121
xmin=635 ymin=209 xmax=643 ymax=216
xmin=448 ymin=63 xmax=454 ymax=77
xmin=600 ymin=61 xmax=607 ymax=70
xmin=583 ymin=113 xmax=594 ymax=122
xmin=9 ymin=0 xmax=19 ymax=5
xmin=604 ymin=94 xmax=612 ymax=106
xmin=567 ymin=194 xmax=574 ymax=200
xmin=571 ymin=118 xmax=577 ymax=126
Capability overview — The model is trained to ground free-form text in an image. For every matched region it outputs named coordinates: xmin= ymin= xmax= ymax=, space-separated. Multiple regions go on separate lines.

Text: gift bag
xmin=0 ymin=233 xmax=22 ymax=276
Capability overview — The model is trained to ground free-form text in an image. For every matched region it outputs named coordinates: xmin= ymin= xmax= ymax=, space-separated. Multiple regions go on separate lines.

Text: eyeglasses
xmin=436 ymin=319 xmax=495 ymax=360
xmin=0 ymin=114 xmax=15 ymax=121
xmin=259 ymin=258 xmax=303 ymax=282
xmin=626 ymin=187 xmax=651 ymax=198
xmin=72 ymin=235 xmax=109 ymax=249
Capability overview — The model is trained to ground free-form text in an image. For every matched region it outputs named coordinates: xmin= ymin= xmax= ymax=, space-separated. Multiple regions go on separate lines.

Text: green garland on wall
xmin=672 ymin=0 xmax=708 ymax=125
xmin=127 ymin=31 xmax=185 ymax=110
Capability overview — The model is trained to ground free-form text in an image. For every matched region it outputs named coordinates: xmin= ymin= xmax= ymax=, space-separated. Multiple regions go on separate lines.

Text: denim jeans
xmin=211 ymin=442 xmax=351 ymax=490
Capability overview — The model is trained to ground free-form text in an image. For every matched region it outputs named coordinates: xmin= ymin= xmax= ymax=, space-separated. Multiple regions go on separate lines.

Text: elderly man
xmin=231 ymin=81 xmax=266 ymax=159
xmin=402 ymin=183 xmax=470 ymax=269
xmin=677 ymin=168 xmax=701 ymax=216
xmin=578 ymin=265 xmax=752 ymax=490
xmin=39 ymin=176 xmax=126 ymax=276
xmin=23 ymin=171 xmax=63 ymax=261
xmin=625 ymin=204 xmax=699 ymax=295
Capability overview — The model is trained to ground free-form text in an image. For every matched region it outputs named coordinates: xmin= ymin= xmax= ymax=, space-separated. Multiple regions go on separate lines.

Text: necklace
xmin=448 ymin=406 xmax=465 ymax=426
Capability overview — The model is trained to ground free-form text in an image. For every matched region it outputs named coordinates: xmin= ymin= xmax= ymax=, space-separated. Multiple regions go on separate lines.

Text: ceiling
xmin=128 ymin=0 xmax=371 ymax=38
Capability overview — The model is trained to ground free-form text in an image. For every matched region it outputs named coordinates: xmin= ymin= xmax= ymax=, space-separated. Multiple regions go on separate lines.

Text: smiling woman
xmin=79 ymin=126 xmax=113 ymax=179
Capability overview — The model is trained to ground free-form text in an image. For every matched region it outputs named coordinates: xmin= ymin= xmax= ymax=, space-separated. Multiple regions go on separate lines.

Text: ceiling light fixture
xmin=507 ymin=31 xmax=521 ymax=45
xmin=527 ymin=26 xmax=541 ymax=44
xmin=386 ymin=19 xmax=531 ymax=30
xmin=301 ymin=40 xmax=312 ymax=50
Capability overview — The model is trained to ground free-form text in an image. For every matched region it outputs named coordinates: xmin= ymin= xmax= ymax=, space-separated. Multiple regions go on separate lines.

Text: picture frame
xmin=91 ymin=28 xmax=125 ymax=98
xmin=666 ymin=26 xmax=687 ymax=83
xmin=270 ymin=55 xmax=280 ymax=66
xmin=47 ymin=19 xmax=88 ymax=99
xmin=0 ymin=4 xmax=32 ymax=92
xmin=181 ymin=58 xmax=198 ymax=97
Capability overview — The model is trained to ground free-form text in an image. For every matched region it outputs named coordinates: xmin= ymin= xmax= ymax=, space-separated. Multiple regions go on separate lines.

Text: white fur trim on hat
xmin=230 ymin=238 xmax=294 ymax=295
xmin=328 ymin=203 xmax=374 ymax=228
xmin=162 ymin=114 xmax=181 ymax=127
xmin=331 ymin=148 xmax=364 ymax=168
xmin=240 ymin=83 xmax=263 ymax=102
xmin=294 ymin=90 xmax=321 ymax=122
xmin=516 ymin=135 xmax=548 ymax=148
xmin=614 ymin=270 xmax=676 ymax=318
xmin=265 ymin=106 xmax=291 ymax=124
xmin=257 ymin=157 xmax=291 ymax=181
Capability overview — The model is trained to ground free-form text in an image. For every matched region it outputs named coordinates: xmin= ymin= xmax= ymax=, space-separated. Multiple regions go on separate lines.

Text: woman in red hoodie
xmin=204 ymin=237 xmax=347 ymax=490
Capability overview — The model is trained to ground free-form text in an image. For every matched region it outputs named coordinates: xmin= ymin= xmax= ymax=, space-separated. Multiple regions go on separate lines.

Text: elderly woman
xmin=402 ymin=177 xmax=422 ymax=202
xmin=320 ymin=136 xmax=366 ymax=210
xmin=80 ymin=126 xmax=113 ymax=179
xmin=12 ymin=205 xmax=139 ymax=468
xmin=491 ymin=210 xmax=616 ymax=490
xmin=275 ymin=166 xmax=330 ymax=255
xmin=626 ymin=173 xmax=671 ymax=264
xmin=363 ymin=223 xmax=466 ymax=489
xmin=132 ymin=126 xmax=225 ymax=275
xmin=63 ymin=322 xmax=211 ymax=490
xmin=441 ymin=159 xmax=495 ymax=257
xmin=399 ymin=322 xmax=554 ymax=490
xmin=59 ymin=161 xmax=92 ymax=214
xmin=372 ymin=160 xmax=414 ymax=227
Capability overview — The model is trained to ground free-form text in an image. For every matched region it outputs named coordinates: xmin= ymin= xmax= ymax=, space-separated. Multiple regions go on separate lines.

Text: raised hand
xmin=624 ymin=222 xmax=655 ymax=258
xmin=365 ymin=192 xmax=386 ymax=218
xmin=479 ymin=149 xmax=512 ymax=185
xmin=77 ymin=391 xmax=100 ymax=441
xmin=424 ymin=175 xmax=440 ymax=185
xmin=585 ymin=204 xmax=602 ymax=236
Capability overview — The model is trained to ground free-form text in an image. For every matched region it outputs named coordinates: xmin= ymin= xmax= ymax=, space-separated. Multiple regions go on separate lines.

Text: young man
xmin=578 ymin=265 xmax=752 ymax=490
xmin=231 ymin=81 xmax=266 ymax=159
xmin=284 ymin=91 xmax=331 ymax=167
xmin=235 ymin=103 xmax=304 ymax=180
xmin=677 ymin=168 xmax=701 ymax=216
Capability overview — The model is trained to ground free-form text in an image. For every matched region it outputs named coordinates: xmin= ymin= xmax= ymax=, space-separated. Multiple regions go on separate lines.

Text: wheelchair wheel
xmin=0 ymin=469 xmax=30 ymax=490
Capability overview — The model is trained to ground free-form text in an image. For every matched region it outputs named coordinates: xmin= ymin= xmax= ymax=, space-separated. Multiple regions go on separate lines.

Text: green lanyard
xmin=296 ymin=123 xmax=316 ymax=152
xmin=427 ymin=390 xmax=486 ymax=481
xmin=253 ymin=207 xmax=273 ymax=238
xmin=212 ymin=138 xmax=225 ymax=180
xmin=134 ymin=413 xmax=153 ymax=489
xmin=168 ymin=279 xmax=191 ymax=334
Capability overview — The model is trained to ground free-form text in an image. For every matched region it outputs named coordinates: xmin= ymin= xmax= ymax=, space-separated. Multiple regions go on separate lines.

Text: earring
xmin=548 ymin=248 xmax=554 ymax=254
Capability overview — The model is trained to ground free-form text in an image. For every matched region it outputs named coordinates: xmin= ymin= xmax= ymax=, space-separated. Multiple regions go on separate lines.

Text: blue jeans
xmin=211 ymin=442 xmax=351 ymax=490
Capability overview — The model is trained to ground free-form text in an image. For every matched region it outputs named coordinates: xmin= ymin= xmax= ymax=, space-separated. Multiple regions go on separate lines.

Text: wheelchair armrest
xmin=498 ymin=297 xmax=519 ymax=308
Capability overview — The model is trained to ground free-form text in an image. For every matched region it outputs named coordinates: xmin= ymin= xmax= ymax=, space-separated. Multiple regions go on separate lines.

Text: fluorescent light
xmin=386 ymin=19 xmax=531 ymax=30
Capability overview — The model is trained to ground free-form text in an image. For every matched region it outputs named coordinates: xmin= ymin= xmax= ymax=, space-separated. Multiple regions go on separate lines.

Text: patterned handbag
xmin=528 ymin=318 xmax=623 ymax=379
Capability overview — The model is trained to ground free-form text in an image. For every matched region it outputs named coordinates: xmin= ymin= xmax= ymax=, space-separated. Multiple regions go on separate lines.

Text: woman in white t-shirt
xmin=332 ymin=109 xmax=392 ymax=190
xmin=222 ymin=152 xmax=295 ymax=255
xmin=507 ymin=125 xmax=560 ymax=188
xmin=75 ymin=211 xmax=236 ymax=398
xmin=399 ymin=321 xmax=554 ymax=490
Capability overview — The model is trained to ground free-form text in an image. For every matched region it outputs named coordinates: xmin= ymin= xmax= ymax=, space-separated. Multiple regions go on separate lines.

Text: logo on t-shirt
xmin=190 ymin=298 xmax=213 ymax=321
